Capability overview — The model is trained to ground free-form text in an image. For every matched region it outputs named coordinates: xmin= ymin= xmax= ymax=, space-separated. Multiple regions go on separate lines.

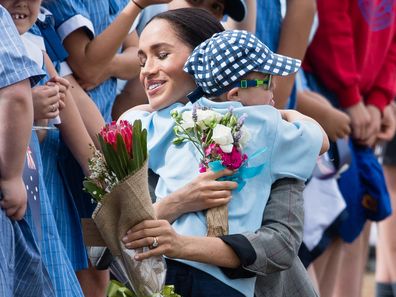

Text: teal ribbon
xmin=208 ymin=148 xmax=267 ymax=191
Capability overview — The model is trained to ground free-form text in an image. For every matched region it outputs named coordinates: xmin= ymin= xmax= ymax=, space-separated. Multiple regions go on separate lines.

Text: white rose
xmin=220 ymin=144 xmax=234 ymax=153
xmin=239 ymin=126 xmax=251 ymax=148
xmin=196 ymin=109 xmax=223 ymax=129
xmin=181 ymin=111 xmax=195 ymax=129
xmin=212 ymin=124 xmax=234 ymax=152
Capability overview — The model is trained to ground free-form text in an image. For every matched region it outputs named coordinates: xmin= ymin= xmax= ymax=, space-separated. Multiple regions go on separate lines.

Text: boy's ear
xmin=227 ymin=87 xmax=240 ymax=102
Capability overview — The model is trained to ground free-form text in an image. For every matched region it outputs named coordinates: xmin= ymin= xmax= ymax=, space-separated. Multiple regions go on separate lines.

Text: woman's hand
xmin=155 ymin=169 xmax=238 ymax=222
xmin=122 ymin=219 xmax=183 ymax=260
xmin=32 ymin=84 xmax=60 ymax=120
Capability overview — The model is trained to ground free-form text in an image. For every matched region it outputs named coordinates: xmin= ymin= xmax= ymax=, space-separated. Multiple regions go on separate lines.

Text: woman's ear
xmin=227 ymin=87 xmax=240 ymax=102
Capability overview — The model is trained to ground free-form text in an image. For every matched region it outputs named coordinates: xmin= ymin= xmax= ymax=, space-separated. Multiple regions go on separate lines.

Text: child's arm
xmin=279 ymin=109 xmax=330 ymax=155
xmin=274 ymin=0 xmax=316 ymax=108
xmin=62 ymin=0 xmax=171 ymax=88
xmin=43 ymin=52 xmax=94 ymax=175
xmin=63 ymin=74 xmax=105 ymax=148
xmin=296 ymin=90 xmax=351 ymax=141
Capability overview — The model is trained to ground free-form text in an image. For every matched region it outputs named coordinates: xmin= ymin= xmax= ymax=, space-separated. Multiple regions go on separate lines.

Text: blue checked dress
xmin=20 ymin=28 xmax=84 ymax=296
xmin=0 ymin=5 xmax=51 ymax=297
xmin=37 ymin=1 xmax=129 ymax=267
xmin=27 ymin=10 xmax=90 ymax=272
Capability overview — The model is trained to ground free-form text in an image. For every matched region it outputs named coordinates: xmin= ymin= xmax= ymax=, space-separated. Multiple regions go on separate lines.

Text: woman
xmin=121 ymin=8 xmax=321 ymax=297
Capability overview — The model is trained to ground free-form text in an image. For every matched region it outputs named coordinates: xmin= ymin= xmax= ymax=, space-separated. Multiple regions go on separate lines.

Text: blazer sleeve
xmin=241 ymin=178 xmax=305 ymax=276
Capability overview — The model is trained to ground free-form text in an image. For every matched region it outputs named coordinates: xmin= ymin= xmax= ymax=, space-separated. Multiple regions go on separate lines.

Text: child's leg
xmin=376 ymin=164 xmax=396 ymax=297
xmin=76 ymin=263 xmax=109 ymax=297
xmin=312 ymin=238 xmax=343 ymax=297
xmin=332 ymin=222 xmax=371 ymax=297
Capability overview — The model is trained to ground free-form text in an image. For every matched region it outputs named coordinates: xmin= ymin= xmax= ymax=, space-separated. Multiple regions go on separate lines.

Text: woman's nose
xmin=141 ymin=58 xmax=158 ymax=77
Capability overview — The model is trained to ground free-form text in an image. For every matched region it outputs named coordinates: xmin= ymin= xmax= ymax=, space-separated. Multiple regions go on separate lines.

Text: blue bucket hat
xmin=184 ymin=30 xmax=301 ymax=103
xmin=224 ymin=0 xmax=247 ymax=22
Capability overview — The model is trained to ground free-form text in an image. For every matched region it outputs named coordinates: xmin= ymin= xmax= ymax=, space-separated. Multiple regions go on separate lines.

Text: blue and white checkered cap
xmin=184 ymin=30 xmax=301 ymax=102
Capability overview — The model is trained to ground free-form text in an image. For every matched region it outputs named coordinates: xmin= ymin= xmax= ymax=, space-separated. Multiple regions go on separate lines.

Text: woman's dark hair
xmin=147 ymin=8 xmax=225 ymax=49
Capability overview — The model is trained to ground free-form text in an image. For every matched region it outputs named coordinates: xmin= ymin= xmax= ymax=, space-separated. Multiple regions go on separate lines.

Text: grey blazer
xmin=243 ymin=178 xmax=319 ymax=297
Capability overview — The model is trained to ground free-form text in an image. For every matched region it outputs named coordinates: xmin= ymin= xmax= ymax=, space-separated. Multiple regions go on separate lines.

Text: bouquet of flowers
xmin=83 ymin=120 xmax=167 ymax=297
xmin=171 ymin=105 xmax=263 ymax=237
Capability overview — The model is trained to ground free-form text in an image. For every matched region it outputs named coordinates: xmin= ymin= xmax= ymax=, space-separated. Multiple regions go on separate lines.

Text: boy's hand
xmin=32 ymin=84 xmax=61 ymax=120
xmin=377 ymin=103 xmax=396 ymax=142
xmin=0 ymin=177 xmax=27 ymax=220
xmin=358 ymin=104 xmax=381 ymax=147
xmin=320 ymin=107 xmax=351 ymax=141
xmin=345 ymin=102 xmax=371 ymax=141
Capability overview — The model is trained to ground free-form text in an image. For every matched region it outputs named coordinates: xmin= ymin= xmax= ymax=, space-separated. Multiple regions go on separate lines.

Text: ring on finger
xmin=151 ymin=236 xmax=159 ymax=248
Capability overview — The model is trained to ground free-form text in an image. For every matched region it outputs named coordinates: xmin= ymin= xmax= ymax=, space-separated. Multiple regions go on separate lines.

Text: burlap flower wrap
xmin=92 ymin=161 xmax=166 ymax=297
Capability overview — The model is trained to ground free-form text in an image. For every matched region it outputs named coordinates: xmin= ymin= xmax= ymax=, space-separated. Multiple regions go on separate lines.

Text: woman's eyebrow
xmin=138 ymin=42 xmax=174 ymax=56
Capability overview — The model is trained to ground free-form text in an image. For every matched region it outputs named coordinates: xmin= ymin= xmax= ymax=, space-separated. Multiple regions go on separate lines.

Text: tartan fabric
xmin=184 ymin=30 xmax=301 ymax=102
xmin=30 ymin=132 xmax=84 ymax=297
xmin=0 ymin=6 xmax=44 ymax=88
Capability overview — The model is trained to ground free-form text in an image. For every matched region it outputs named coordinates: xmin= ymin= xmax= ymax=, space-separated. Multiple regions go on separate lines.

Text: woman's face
xmin=138 ymin=19 xmax=197 ymax=111
xmin=1 ymin=0 xmax=41 ymax=34
xmin=168 ymin=0 xmax=225 ymax=20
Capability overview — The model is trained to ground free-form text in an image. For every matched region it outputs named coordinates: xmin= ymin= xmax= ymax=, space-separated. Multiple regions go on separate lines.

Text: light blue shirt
xmin=0 ymin=5 xmax=44 ymax=88
xmin=120 ymin=98 xmax=322 ymax=297
xmin=43 ymin=0 xmax=129 ymax=121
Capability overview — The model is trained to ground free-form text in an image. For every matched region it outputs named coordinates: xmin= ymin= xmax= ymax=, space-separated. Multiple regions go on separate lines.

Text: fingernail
xmin=122 ymin=236 xmax=128 ymax=242
xmin=134 ymin=255 xmax=140 ymax=260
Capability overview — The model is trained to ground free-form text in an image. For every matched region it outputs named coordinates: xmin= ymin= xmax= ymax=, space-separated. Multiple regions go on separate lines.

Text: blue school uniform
xmin=0 ymin=5 xmax=50 ymax=297
xmin=26 ymin=13 xmax=90 ymax=272
xmin=120 ymin=98 xmax=323 ymax=297
xmin=20 ymin=29 xmax=85 ymax=295
xmin=43 ymin=0 xmax=130 ymax=122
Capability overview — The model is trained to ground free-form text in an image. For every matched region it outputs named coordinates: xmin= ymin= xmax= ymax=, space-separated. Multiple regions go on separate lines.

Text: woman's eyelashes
xmin=158 ymin=51 xmax=170 ymax=60
xmin=139 ymin=52 xmax=170 ymax=68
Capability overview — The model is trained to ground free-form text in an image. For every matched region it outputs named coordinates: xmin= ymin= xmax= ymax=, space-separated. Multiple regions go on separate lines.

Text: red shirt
xmin=303 ymin=0 xmax=396 ymax=112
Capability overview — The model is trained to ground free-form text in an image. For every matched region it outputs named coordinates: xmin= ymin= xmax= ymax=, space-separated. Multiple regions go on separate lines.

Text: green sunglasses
xmin=234 ymin=75 xmax=272 ymax=90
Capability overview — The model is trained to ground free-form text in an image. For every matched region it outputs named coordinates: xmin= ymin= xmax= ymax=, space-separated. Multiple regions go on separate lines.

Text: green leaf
xmin=83 ymin=180 xmax=105 ymax=202
xmin=116 ymin=134 xmax=129 ymax=175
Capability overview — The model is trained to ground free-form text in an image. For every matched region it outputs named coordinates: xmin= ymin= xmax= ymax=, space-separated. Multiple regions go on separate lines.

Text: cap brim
xmin=224 ymin=0 xmax=246 ymax=22
xmin=256 ymin=52 xmax=301 ymax=76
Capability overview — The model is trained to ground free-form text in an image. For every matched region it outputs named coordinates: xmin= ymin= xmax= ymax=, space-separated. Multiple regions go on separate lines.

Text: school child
xmin=0 ymin=5 xmax=54 ymax=297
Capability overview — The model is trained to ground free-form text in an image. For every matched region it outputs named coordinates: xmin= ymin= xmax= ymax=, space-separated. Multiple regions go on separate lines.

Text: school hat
xmin=184 ymin=30 xmax=301 ymax=102
xmin=224 ymin=0 xmax=247 ymax=22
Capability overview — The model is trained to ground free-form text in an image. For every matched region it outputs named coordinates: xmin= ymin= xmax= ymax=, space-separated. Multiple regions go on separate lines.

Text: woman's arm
xmin=221 ymin=178 xmax=305 ymax=277
xmin=154 ymin=169 xmax=237 ymax=222
xmin=123 ymin=219 xmax=241 ymax=268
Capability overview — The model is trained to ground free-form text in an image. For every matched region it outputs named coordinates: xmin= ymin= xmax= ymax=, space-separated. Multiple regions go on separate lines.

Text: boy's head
xmin=1 ymin=0 xmax=41 ymax=34
xmin=184 ymin=30 xmax=301 ymax=105
xmin=168 ymin=0 xmax=246 ymax=22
